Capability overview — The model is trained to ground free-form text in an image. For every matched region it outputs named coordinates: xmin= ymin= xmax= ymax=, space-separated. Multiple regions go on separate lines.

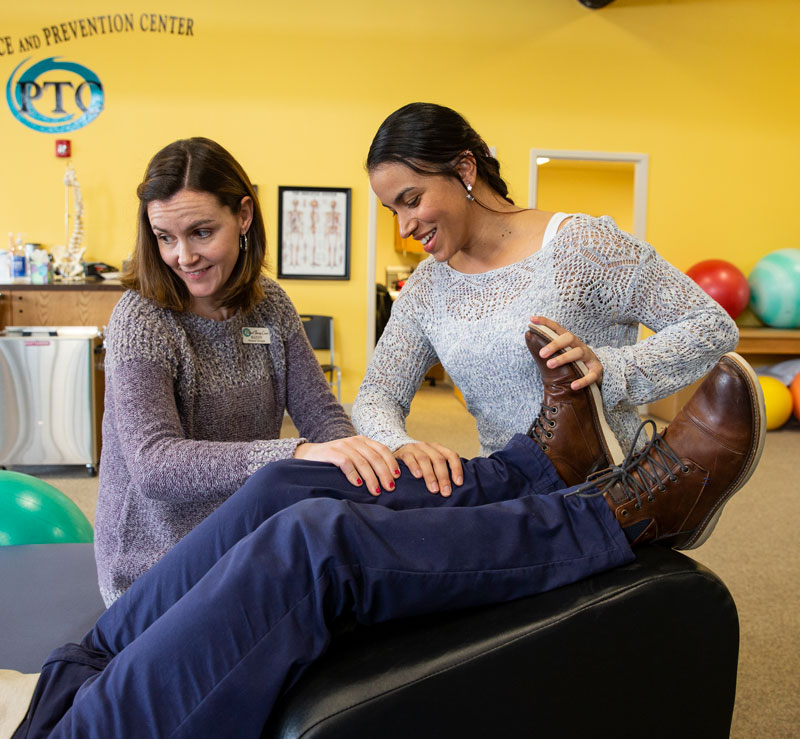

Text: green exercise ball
xmin=0 ymin=470 xmax=93 ymax=546
xmin=748 ymin=248 xmax=800 ymax=328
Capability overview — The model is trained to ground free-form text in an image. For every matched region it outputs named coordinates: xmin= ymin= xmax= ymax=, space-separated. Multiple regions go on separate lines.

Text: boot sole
xmin=527 ymin=323 xmax=625 ymax=466
xmin=682 ymin=351 xmax=767 ymax=549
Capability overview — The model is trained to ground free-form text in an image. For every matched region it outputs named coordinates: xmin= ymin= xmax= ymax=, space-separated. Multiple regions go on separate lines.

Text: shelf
xmin=0 ymin=280 xmax=124 ymax=292
xmin=394 ymin=224 xmax=424 ymax=255
xmin=736 ymin=327 xmax=800 ymax=355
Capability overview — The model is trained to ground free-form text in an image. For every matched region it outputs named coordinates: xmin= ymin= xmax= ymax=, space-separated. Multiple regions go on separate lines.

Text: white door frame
xmin=529 ymin=149 xmax=649 ymax=240
xmin=365 ymin=188 xmax=378 ymax=363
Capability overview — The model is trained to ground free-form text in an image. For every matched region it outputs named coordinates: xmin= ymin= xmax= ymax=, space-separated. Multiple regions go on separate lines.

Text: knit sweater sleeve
xmin=103 ymin=288 xmax=350 ymax=503
xmin=560 ymin=217 xmax=739 ymax=410
xmin=351 ymin=265 xmax=440 ymax=450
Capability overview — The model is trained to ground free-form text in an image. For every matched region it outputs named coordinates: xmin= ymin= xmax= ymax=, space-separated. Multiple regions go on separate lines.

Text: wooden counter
xmin=648 ymin=326 xmax=800 ymax=422
xmin=735 ymin=327 xmax=800 ymax=355
xmin=0 ymin=280 xmax=125 ymax=330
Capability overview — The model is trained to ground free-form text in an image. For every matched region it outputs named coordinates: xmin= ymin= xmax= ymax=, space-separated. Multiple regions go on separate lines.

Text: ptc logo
xmin=6 ymin=56 xmax=104 ymax=133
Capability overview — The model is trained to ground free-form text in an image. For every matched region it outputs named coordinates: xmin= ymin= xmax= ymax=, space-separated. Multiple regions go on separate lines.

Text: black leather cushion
xmin=264 ymin=546 xmax=738 ymax=739
xmin=0 ymin=543 xmax=105 ymax=674
xmin=0 ymin=544 xmax=737 ymax=738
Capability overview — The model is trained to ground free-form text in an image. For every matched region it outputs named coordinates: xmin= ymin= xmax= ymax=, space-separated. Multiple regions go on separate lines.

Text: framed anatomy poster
xmin=277 ymin=186 xmax=351 ymax=280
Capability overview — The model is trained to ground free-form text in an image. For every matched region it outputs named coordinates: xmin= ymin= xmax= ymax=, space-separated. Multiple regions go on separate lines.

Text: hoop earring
xmin=465 ymin=183 xmax=474 ymax=201
xmin=239 ymin=232 xmax=248 ymax=252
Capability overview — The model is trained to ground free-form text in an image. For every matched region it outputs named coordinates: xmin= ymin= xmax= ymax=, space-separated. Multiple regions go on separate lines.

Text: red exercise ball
xmin=686 ymin=259 xmax=750 ymax=318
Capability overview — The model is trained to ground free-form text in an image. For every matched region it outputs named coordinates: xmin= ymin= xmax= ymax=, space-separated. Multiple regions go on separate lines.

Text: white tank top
xmin=541 ymin=212 xmax=572 ymax=250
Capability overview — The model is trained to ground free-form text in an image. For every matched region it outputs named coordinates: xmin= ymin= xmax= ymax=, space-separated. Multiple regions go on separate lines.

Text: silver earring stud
xmin=239 ymin=233 xmax=248 ymax=252
xmin=466 ymin=183 xmax=474 ymax=201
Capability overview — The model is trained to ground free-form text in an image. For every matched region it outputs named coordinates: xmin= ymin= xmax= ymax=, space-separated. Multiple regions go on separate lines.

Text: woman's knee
xmin=247 ymin=458 xmax=305 ymax=487
xmin=236 ymin=459 xmax=312 ymax=505
xmin=247 ymin=457 xmax=347 ymax=492
xmin=229 ymin=458 xmax=349 ymax=524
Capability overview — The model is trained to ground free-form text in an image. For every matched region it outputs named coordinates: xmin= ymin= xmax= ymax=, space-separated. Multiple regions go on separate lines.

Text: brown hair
xmin=122 ymin=137 xmax=267 ymax=313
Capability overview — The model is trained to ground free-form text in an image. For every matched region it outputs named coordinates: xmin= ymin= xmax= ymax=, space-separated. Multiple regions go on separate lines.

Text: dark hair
xmin=366 ymin=102 xmax=514 ymax=205
xmin=122 ymin=137 xmax=267 ymax=313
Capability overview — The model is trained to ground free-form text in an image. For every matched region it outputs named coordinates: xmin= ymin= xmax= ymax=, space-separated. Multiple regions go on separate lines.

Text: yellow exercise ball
xmin=758 ymin=376 xmax=793 ymax=430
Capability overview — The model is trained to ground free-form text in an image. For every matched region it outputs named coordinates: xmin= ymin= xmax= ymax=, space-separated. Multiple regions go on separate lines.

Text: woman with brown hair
xmin=95 ymin=137 xmax=399 ymax=606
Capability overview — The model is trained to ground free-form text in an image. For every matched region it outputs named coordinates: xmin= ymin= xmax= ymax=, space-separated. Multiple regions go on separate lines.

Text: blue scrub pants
xmin=24 ymin=435 xmax=633 ymax=738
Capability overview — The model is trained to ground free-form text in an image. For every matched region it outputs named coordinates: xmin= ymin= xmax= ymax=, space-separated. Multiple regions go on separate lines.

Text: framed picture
xmin=277 ymin=186 xmax=351 ymax=280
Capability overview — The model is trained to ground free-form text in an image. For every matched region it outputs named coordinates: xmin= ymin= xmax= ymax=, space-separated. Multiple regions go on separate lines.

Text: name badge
xmin=241 ymin=327 xmax=271 ymax=344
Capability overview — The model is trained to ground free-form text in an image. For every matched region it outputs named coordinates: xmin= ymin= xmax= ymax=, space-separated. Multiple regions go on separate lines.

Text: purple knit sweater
xmin=95 ymin=277 xmax=354 ymax=605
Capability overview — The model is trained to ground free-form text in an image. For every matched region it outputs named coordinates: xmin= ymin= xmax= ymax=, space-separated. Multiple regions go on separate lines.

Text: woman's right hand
xmin=394 ymin=442 xmax=464 ymax=497
xmin=529 ymin=315 xmax=604 ymax=390
xmin=293 ymin=436 xmax=400 ymax=496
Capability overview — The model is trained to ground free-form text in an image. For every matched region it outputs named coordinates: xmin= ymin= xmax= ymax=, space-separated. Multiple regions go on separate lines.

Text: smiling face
xmin=148 ymin=188 xmax=253 ymax=319
xmin=369 ymin=163 xmax=473 ymax=262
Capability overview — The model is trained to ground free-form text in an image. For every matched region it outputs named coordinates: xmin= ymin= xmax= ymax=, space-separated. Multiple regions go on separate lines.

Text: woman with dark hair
xmin=354 ymin=102 xmax=740 ymax=496
xmin=95 ymin=137 xmax=399 ymax=606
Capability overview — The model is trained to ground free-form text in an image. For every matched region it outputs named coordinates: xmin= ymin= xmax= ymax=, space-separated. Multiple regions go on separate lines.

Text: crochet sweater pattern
xmin=352 ymin=214 xmax=738 ymax=456
xmin=95 ymin=277 xmax=354 ymax=605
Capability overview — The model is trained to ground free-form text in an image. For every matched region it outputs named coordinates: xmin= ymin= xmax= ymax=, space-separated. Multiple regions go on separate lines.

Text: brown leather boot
xmin=571 ymin=352 xmax=766 ymax=550
xmin=525 ymin=324 xmax=624 ymax=487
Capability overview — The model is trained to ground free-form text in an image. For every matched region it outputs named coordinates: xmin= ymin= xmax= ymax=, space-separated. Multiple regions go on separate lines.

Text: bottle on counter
xmin=0 ymin=248 xmax=10 ymax=283
xmin=24 ymin=242 xmax=38 ymax=279
xmin=9 ymin=232 xmax=28 ymax=283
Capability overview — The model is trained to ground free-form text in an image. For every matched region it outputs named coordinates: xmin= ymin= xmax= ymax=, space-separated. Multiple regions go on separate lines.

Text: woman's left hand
xmin=293 ymin=436 xmax=400 ymax=496
xmin=528 ymin=315 xmax=604 ymax=390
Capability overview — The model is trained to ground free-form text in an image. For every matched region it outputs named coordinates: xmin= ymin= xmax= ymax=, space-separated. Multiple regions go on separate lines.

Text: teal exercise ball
xmin=748 ymin=249 xmax=800 ymax=328
xmin=0 ymin=470 xmax=93 ymax=546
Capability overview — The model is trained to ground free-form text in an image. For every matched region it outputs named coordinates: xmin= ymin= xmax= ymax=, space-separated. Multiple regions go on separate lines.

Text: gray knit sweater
xmin=95 ymin=277 xmax=354 ymax=605
xmin=353 ymin=214 xmax=738 ymax=456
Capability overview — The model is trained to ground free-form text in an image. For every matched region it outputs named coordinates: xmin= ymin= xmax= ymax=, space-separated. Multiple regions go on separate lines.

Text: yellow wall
xmin=2 ymin=0 xmax=798 ymax=401
xmin=536 ymin=160 xmax=636 ymax=234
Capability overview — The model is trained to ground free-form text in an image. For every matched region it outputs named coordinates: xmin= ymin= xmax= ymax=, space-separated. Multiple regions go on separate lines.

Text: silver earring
xmin=239 ymin=233 xmax=248 ymax=252
xmin=465 ymin=183 xmax=474 ymax=201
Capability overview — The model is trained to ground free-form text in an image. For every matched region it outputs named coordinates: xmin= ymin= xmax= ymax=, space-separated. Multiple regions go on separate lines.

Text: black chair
xmin=0 ymin=544 xmax=738 ymax=738
xmin=375 ymin=283 xmax=393 ymax=343
xmin=299 ymin=314 xmax=341 ymax=401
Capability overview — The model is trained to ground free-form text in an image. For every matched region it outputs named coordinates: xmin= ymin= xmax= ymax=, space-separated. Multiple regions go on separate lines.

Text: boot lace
xmin=527 ymin=405 xmax=558 ymax=451
xmin=568 ymin=419 xmax=690 ymax=509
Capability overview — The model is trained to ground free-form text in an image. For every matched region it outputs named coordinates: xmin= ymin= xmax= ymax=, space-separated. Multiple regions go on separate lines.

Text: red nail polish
xmin=356 ymin=478 xmax=362 ymax=485
xmin=394 ymin=469 xmax=400 ymax=476
xmin=389 ymin=482 xmax=395 ymax=489
xmin=375 ymin=487 xmax=381 ymax=494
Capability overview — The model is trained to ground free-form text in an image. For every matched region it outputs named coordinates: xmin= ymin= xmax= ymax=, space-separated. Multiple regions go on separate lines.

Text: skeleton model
xmin=52 ymin=163 xmax=86 ymax=280
xmin=325 ymin=199 xmax=342 ymax=267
